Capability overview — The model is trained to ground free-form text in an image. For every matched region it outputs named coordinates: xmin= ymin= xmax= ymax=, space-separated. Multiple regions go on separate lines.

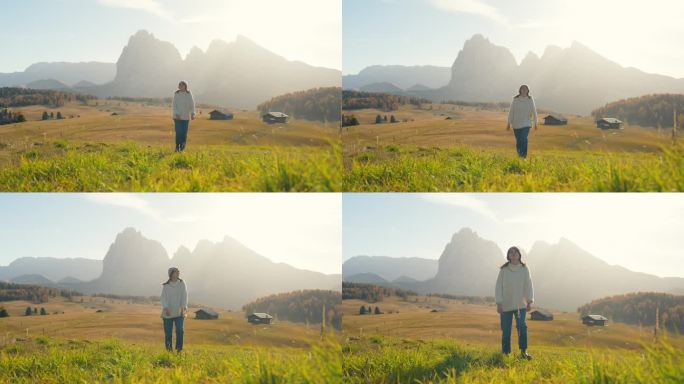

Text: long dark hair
xmin=500 ymin=246 xmax=526 ymax=268
xmin=162 ymin=267 xmax=184 ymax=285
xmin=514 ymin=84 xmax=531 ymax=99
xmin=175 ymin=80 xmax=189 ymax=94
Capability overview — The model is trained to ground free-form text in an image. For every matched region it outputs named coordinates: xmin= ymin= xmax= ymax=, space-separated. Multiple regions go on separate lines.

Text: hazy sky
xmin=343 ymin=0 xmax=684 ymax=77
xmin=343 ymin=193 xmax=684 ymax=278
xmin=0 ymin=193 xmax=341 ymax=275
xmin=1 ymin=0 xmax=341 ymax=73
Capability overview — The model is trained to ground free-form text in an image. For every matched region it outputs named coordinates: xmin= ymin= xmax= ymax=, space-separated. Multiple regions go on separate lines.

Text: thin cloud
xmin=428 ymin=0 xmax=507 ymax=24
xmin=420 ymin=193 xmax=498 ymax=221
xmin=83 ymin=194 xmax=163 ymax=222
xmin=97 ymin=0 xmax=175 ymax=21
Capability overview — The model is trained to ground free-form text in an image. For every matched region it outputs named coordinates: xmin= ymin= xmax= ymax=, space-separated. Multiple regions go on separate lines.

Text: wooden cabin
xmin=194 ymin=308 xmax=219 ymax=320
xmin=596 ymin=118 xmax=623 ymax=129
xmin=247 ymin=312 xmax=273 ymax=324
xmin=582 ymin=314 xmax=608 ymax=326
xmin=543 ymin=114 xmax=568 ymax=125
xmin=529 ymin=309 xmax=554 ymax=321
xmin=262 ymin=112 xmax=289 ymax=124
xmin=209 ymin=109 xmax=234 ymax=120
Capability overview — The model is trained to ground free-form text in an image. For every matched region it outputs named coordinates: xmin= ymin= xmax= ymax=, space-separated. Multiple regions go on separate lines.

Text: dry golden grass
xmin=0 ymin=296 xmax=325 ymax=349
xmin=3 ymin=100 xmax=337 ymax=148
xmin=341 ymin=295 xmax=684 ymax=351
xmin=342 ymin=104 xmax=670 ymax=155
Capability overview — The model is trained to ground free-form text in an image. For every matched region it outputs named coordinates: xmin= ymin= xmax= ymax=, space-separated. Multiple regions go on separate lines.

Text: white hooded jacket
xmin=172 ymin=90 xmax=196 ymax=121
xmin=160 ymin=279 xmax=188 ymax=318
xmin=495 ymin=263 xmax=534 ymax=312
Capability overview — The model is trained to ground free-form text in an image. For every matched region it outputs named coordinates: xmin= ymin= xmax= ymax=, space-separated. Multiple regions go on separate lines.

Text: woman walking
xmin=160 ymin=267 xmax=188 ymax=352
xmin=506 ymin=85 xmax=538 ymax=158
xmin=495 ymin=246 xmax=534 ymax=359
xmin=172 ymin=81 xmax=196 ymax=152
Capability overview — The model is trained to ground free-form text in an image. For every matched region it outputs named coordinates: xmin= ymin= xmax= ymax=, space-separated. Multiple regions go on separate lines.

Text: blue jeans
xmin=174 ymin=119 xmax=189 ymax=152
xmin=513 ymin=127 xmax=530 ymax=158
xmin=500 ymin=308 xmax=527 ymax=353
xmin=163 ymin=316 xmax=184 ymax=351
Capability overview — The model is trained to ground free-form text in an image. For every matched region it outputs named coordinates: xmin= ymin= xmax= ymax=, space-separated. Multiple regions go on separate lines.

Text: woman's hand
xmin=496 ymin=303 xmax=503 ymax=314
xmin=191 ymin=113 xmax=196 ymax=120
xmin=174 ymin=114 xmax=180 ymax=120
xmin=164 ymin=309 xmax=170 ymax=317
xmin=526 ymin=301 xmax=532 ymax=311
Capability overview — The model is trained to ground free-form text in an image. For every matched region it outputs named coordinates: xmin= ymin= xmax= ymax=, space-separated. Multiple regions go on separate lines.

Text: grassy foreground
xmin=0 ymin=140 xmax=341 ymax=191
xmin=343 ymin=144 xmax=684 ymax=191
xmin=0 ymin=336 xmax=341 ymax=383
xmin=343 ymin=336 xmax=684 ymax=383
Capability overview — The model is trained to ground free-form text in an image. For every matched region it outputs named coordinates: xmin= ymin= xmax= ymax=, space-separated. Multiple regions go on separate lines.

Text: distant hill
xmin=10 ymin=274 xmax=55 ymax=286
xmin=344 ymin=273 xmax=388 ymax=285
xmin=347 ymin=228 xmax=684 ymax=311
xmin=363 ymin=34 xmax=684 ymax=115
xmin=341 ymin=282 xmax=416 ymax=302
xmin=257 ymin=87 xmax=341 ymax=122
xmin=578 ymin=292 xmax=684 ymax=333
xmin=359 ymin=82 xmax=405 ymax=94
xmin=343 ymin=255 xmax=437 ymax=282
xmin=0 ymin=61 xmax=116 ymax=87
xmin=592 ymin=94 xmax=684 ymax=128
xmin=25 ymin=79 xmax=71 ymax=90
xmin=242 ymin=289 xmax=342 ymax=330
xmin=0 ymin=256 xmax=102 ymax=282
xmin=343 ymin=65 xmax=450 ymax=90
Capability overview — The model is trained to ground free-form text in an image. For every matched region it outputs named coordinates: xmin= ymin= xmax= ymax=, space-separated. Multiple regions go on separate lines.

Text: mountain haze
xmin=0 ymin=257 xmax=102 ymax=282
xmin=344 ymin=228 xmax=684 ymax=311
xmin=10 ymin=228 xmax=340 ymax=309
xmin=347 ymin=34 xmax=684 ymax=115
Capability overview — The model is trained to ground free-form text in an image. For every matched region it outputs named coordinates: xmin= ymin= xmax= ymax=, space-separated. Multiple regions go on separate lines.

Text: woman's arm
xmin=160 ymin=285 xmax=168 ymax=310
xmin=507 ymin=100 xmax=515 ymax=130
xmin=525 ymin=267 xmax=534 ymax=304
xmin=172 ymin=93 xmax=180 ymax=119
xmin=189 ymin=92 xmax=196 ymax=120
xmin=531 ymin=97 xmax=538 ymax=129
xmin=181 ymin=281 xmax=188 ymax=311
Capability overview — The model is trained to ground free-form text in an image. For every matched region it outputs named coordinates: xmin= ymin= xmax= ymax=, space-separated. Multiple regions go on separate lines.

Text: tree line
xmin=0 ymin=281 xmax=79 ymax=303
xmin=577 ymin=292 xmax=684 ymax=333
xmin=426 ymin=293 xmax=496 ymax=305
xmin=591 ymin=94 xmax=684 ymax=129
xmin=343 ymin=90 xmax=430 ymax=111
xmin=0 ymin=87 xmax=94 ymax=108
xmin=257 ymin=87 xmax=341 ymax=123
xmin=242 ymin=289 xmax=342 ymax=330
xmin=342 ymin=282 xmax=417 ymax=303
xmin=0 ymin=108 xmax=26 ymax=124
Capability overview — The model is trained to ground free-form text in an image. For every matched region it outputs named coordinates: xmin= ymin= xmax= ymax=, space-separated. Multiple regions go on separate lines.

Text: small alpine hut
xmin=529 ymin=309 xmax=554 ymax=321
xmin=262 ymin=112 xmax=289 ymax=124
xmin=247 ymin=312 xmax=273 ymax=325
xmin=582 ymin=314 xmax=608 ymax=326
xmin=209 ymin=109 xmax=234 ymax=120
xmin=543 ymin=114 xmax=568 ymax=125
xmin=194 ymin=308 xmax=219 ymax=320
xmin=596 ymin=118 xmax=623 ymax=129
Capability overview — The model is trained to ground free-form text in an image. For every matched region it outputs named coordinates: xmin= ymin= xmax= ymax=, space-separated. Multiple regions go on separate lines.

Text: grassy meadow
xmin=0 ymin=296 xmax=341 ymax=383
xmin=0 ymin=100 xmax=341 ymax=191
xmin=342 ymin=104 xmax=684 ymax=191
xmin=342 ymin=295 xmax=684 ymax=383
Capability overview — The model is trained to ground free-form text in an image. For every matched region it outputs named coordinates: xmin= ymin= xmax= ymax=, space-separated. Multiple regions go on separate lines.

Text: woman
xmin=506 ymin=85 xmax=538 ymax=158
xmin=495 ymin=246 xmax=534 ymax=359
xmin=160 ymin=266 xmax=188 ymax=352
xmin=172 ymin=81 xmax=196 ymax=152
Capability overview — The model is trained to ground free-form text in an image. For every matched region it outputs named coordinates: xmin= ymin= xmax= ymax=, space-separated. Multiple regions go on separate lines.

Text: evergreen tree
xmin=0 ymin=308 xmax=8 ymax=318
xmin=40 ymin=307 xmax=47 ymax=315
xmin=360 ymin=306 xmax=367 ymax=315
xmin=25 ymin=306 xmax=32 ymax=316
xmin=390 ymin=115 xmax=397 ymax=123
xmin=56 ymin=111 xmax=63 ymax=119
xmin=375 ymin=114 xmax=383 ymax=124
xmin=374 ymin=306 xmax=381 ymax=315
xmin=42 ymin=111 xmax=49 ymax=120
